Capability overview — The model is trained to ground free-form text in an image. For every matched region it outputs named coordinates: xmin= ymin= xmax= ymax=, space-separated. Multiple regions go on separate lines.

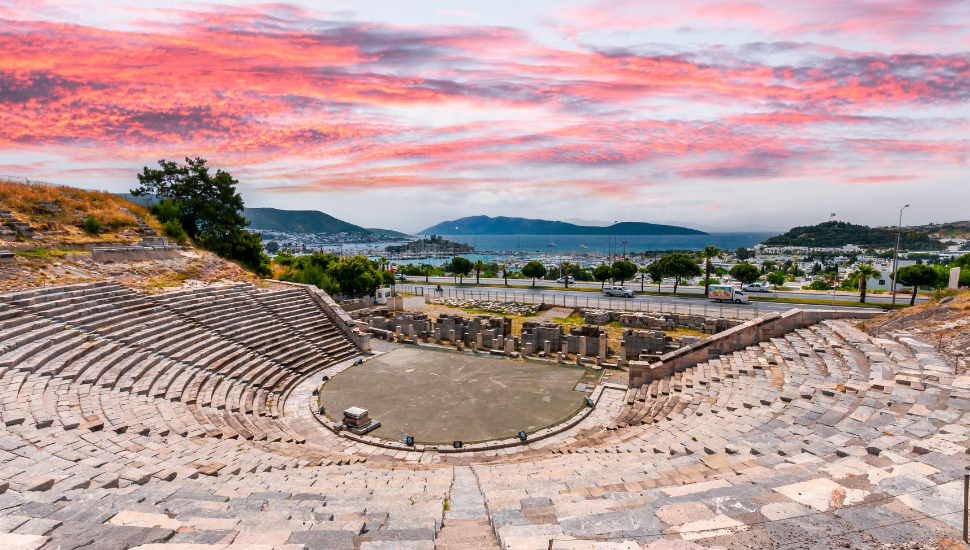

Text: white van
xmin=709 ymin=284 xmax=749 ymax=303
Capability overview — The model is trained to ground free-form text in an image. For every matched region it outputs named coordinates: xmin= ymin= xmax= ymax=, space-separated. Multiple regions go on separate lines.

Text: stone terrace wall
xmin=270 ymin=279 xmax=372 ymax=352
xmin=627 ymin=308 xmax=885 ymax=388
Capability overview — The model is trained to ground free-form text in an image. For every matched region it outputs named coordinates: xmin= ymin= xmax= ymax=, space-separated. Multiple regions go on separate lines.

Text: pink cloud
xmin=0 ymin=1 xmax=966 ymax=197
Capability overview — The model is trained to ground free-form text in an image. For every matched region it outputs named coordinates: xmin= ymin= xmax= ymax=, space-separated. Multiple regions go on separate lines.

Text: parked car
xmin=708 ymin=284 xmax=749 ymax=303
xmin=395 ymin=273 xmax=408 ymax=281
xmin=742 ymin=282 xmax=771 ymax=293
xmin=603 ymin=285 xmax=634 ymax=297
xmin=556 ymin=276 xmax=575 ymax=283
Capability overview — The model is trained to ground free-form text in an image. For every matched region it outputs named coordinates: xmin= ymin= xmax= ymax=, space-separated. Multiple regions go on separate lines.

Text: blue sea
xmin=444 ymin=232 xmax=778 ymax=254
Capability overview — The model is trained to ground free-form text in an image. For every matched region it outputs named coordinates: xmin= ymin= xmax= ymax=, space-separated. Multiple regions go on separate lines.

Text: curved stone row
xmin=0 ymin=281 xmax=964 ymax=549
xmin=469 ymin=318 xmax=967 ymax=549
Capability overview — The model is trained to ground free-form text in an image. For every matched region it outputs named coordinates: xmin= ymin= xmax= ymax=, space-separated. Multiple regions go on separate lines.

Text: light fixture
xmin=312 ymin=388 xmax=319 ymax=396
xmin=518 ymin=431 xmax=528 ymax=441
xmin=403 ymin=435 xmax=414 ymax=446
xmin=453 ymin=441 xmax=463 ymax=449
xmin=322 ymin=375 xmax=330 ymax=382
xmin=318 ymin=405 xmax=325 ymax=415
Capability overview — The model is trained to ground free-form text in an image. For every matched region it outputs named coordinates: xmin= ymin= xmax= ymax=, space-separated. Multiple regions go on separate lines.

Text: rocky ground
xmin=0 ymin=248 xmax=279 ymax=294
xmin=863 ymin=291 xmax=970 ymax=374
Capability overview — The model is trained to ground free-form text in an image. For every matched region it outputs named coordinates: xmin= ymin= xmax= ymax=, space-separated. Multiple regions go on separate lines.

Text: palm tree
xmin=424 ymin=265 xmax=431 ymax=283
xmin=854 ymin=263 xmax=881 ymax=303
xmin=700 ymin=246 xmax=722 ymax=296
xmin=379 ymin=256 xmax=388 ymax=271
xmin=638 ymin=267 xmax=648 ymax=292
xmin=561 ymin=262 xmax=570 ymax=288
xmin=474 ymin=259 xmax=485 ymax=284
xmin=501 ymin=264 xmax=508 ymax=286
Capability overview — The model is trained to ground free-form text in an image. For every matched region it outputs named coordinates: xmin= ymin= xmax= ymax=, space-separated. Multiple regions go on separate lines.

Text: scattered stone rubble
xmin=583 ymin=309 xmax=743 ymax=334
xmin=431 ymin=297 xmax=538 ymax=315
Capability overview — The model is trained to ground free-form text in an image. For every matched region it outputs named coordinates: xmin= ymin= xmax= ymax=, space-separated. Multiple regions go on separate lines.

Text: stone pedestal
xmin=544 ymin=340 xmax=552 ymax=355
xmin=598 ymin=338 xmax=607 ymax=360
xmin=342 ymin=407 xmax=381 ymax=435
xmin=504 ymin=339 xmax=514 ymax=354
xmin=557 ymin=352 xmax=565 ymax=363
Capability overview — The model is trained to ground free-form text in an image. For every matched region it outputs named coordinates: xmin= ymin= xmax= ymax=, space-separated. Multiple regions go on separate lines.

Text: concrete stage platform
xmin=320 ymin=347 xmax=586 ymax=444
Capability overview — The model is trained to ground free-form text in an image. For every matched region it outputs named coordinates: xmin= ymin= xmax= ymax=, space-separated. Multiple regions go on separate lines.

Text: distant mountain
xmin=243 ymin=208 xmax=370 ymax=234
xmin=115 ymin=192 xmax=157 ymax=208
xmin=419 ymin=216 xmax=706 ymax=236
xmin=763 ymin=221 xmax=943 ymax=250
xmin=366 ymin=228 xmax=413 ymax=238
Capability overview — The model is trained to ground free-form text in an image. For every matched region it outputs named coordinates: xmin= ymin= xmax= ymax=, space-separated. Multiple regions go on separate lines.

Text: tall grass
xmin=0 ymin=178 xmax=161 ymax=233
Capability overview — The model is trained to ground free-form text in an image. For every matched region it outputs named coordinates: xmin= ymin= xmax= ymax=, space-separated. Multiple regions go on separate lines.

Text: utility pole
xmin=891 ymin=205 xmax=909 ymax=306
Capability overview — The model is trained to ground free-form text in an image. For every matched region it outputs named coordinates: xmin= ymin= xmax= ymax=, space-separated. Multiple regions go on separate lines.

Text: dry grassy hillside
xmin=0 ymin=178 xmax=268 ymax=293
xmin=0 ymin=178 xmax=161 ymax=244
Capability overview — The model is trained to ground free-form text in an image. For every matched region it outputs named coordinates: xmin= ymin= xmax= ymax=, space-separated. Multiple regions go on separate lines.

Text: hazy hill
xmin=419 ymin=216 xmax=706 ymax=236
xmin=763 ymin=221 xmax=944 ymax=250
xmin=243 ymin=208 xmax=370 ymax=234
xmin=366 ymin=228 xmax=413 ymax=238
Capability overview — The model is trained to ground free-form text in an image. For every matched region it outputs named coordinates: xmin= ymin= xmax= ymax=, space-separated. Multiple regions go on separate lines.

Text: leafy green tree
xmin=647 ymin=263 xmax=665 ymax=292
xmin=895 ymin=264 xmax=940 ymax=305
xmin=700 ymin=246 xmax=722 ymax=295
xmin=450 ymin=256 xmax=473 ymax=283
xmin=151 ymin=199 xmax=182 ymax=224
xmin=807 ymin=280 xmax=832 ymax=291
xmin=610 ymin=260 xmax=637 ymax=285
xmin=658 ymin=253 xmax=701 ymax=292
xmin=382 ymin=270 xmax=396 ymax=287
xmin=327 ymin=256 xmax=382 ymax=295
xmin=953 ymin=253 xmax=970 ymax=270
xmin=522 ymin=261 xmax=547 ymax=287
xmin=273 ymin=252 xmax=342 ymax=294
xmin=474 ymin=259 xmax=485 ymax=284
xmin=728 ymin=263 xmax=761 ymax=285
xmin=593 ymin=265 xmax=612 ymax=289
xmin=766 ymin=271 xmax=786 ymax=288
xmin=853 ymin=263 xmax=882 ymax=303
xmin=133 ymin=157 xmax=270 ymax=276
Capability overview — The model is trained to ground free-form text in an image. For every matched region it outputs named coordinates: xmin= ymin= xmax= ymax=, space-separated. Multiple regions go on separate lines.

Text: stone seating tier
xmin=0 ymin=281 xmax=964 ymax=549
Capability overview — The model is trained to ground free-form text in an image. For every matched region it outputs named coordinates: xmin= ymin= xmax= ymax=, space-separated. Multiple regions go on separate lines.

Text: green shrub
xmin=83 ymin=215 xmax=102 ymax=234
xmin=804 ymin=280 xmax=833 ymax=291
xmin=162 ymin=219 xmax=188 ymax=243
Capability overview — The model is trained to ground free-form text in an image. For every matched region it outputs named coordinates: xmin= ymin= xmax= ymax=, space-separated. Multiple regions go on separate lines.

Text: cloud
xmin=0 ymin=0 xmax=966 ymax=206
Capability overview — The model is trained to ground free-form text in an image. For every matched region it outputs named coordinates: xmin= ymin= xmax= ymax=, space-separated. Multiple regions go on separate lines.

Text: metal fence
xmin=397 ymin=284 xmax=762 ymax=320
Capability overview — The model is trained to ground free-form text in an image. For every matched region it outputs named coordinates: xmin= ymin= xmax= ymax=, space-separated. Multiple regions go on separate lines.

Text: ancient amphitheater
xmin=0 ymin=280 xmax=966 ymax=549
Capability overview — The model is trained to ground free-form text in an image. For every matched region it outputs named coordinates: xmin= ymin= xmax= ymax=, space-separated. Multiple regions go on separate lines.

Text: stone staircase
xmin=437 ymin=467 xmax=501 ymax=550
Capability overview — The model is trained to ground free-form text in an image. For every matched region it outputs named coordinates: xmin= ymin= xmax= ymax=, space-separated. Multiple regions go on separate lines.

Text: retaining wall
xmin=89 ymin=247 xmax=181 ymax=262
xmin=627 ymin=308 xmax=886 ymax=388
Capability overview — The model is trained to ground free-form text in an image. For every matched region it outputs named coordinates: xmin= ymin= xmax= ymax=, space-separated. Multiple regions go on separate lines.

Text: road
xmin=398 ymin=282 xmax=886 ymax=320
xmin=406 ymin=276 xmax=926 ymax=305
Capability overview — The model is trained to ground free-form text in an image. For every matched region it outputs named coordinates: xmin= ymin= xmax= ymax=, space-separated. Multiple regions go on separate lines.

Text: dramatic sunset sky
xmin=1 ymin=1 xmax=968 ymax=232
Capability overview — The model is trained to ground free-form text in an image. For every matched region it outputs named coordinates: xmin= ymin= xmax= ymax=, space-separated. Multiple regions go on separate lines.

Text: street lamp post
xmin=891 ymin=205 xmax=910 ymax=306
xmin=447 ymin=226 xmax=459 ymax=283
